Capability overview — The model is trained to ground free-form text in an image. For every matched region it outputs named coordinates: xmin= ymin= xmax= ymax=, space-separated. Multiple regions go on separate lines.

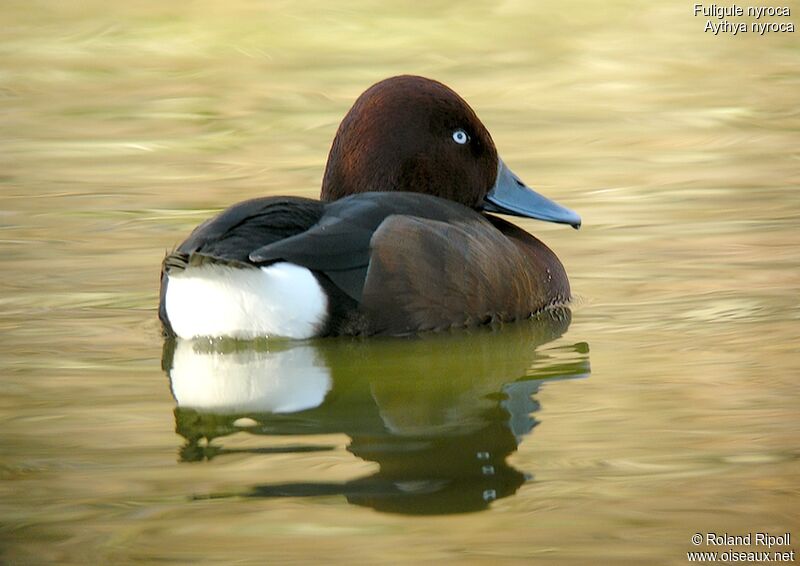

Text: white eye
xmin=452 ymin=129 xmax=469 ymax=145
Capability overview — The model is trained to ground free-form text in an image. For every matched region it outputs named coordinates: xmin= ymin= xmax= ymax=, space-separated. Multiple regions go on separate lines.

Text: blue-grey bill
xmin=483 ymin=159 xmax=581 ymax=229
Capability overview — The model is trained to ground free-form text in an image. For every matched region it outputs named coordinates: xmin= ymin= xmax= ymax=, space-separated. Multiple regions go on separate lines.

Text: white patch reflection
xmin=169 ymin=340 xmax=332 ymax=414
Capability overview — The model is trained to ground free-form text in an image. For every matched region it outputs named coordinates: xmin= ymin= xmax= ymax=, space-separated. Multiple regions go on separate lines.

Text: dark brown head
xmin=321 ymin=75 xmax=581 ymax=228
xmin=321 ymin=75 xmax=497 ymax=209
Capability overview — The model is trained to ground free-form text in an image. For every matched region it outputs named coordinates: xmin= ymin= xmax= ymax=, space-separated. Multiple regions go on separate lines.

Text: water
xmin=2 ymin=1 xmax=798 ymax=563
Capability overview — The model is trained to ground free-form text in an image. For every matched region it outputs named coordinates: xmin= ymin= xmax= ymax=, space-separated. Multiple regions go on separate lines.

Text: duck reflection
xmin=164 ymin=309 xmax=590 ymax=514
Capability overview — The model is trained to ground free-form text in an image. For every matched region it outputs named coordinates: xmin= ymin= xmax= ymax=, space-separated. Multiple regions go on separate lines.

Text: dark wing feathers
xmin=249 ymin=192 xmax=488 ymax=268
xmin=159 ymin=196 xmax=322 ymax=335
xmin=161 ymin=192 xmax=502 ymax=326
xmin=247 ymin=192 xmax=490 ymax=302
xmin=246 ymin=198 xmax=384 ymax=301
xmin=250 ymin=193 xmax=397 ymax=266
xmin=249 ymin=224 xmax=373 ymax=270
xmin=165 ymin=196 xmax=325 ymax=271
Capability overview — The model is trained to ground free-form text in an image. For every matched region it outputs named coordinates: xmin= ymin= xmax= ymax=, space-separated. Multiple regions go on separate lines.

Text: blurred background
xmin=1 ymin=1 xmax=798 ymax=564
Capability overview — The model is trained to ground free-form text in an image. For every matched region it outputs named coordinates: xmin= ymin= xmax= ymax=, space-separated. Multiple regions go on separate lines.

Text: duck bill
xmin=483 ymin=159 xmax=581 ymax=229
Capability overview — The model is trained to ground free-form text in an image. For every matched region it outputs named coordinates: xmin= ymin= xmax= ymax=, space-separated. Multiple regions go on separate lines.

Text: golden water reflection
xmin=164 ymin=311 xmax=589 ymax=514
xmin=2 ymin=0 xmax=799 ymax=562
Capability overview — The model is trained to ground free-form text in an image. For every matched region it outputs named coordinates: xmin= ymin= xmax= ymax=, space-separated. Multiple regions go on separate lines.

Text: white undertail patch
xmin=164 ymin=262 xmax=327 ymax=339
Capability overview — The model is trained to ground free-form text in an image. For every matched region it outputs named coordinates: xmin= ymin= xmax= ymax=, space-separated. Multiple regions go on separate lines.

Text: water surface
xmin=1 ymin=1 xmax=798 ymax=564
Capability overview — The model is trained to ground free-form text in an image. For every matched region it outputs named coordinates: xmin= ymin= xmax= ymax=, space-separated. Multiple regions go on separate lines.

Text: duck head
xmin=321 ymin=75 xmax=581 ymax=229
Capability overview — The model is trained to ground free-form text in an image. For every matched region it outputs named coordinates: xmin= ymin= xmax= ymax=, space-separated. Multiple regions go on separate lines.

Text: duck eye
xmin=452 ymin=129 xmax=469 ymax=145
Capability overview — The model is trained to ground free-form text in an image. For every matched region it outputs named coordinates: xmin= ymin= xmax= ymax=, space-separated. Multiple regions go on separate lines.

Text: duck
xmin=159 ymin=75 xmax=581 ymax=339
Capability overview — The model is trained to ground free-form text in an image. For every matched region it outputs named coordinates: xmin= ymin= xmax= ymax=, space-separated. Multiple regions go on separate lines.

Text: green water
xmin=2 ymin=1 xmax=798 ymax=564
